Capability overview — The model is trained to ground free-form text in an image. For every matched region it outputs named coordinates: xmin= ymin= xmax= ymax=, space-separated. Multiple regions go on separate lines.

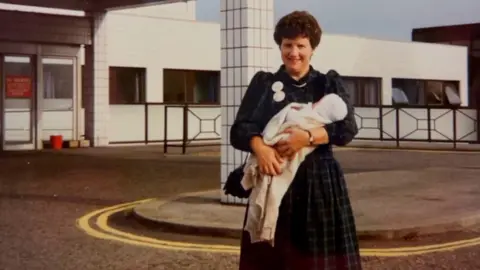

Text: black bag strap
xmin=242 ymin=152 xmax=250 ymax=165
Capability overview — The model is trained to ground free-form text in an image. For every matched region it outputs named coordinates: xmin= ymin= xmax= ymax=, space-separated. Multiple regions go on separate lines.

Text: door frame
xmin=40 ymin=55 xmax=79 ymax=145
xmin=0 ymin=53 xmax=37 ymax=151
xmin=0 ymin=42 xmax=81 ymax=151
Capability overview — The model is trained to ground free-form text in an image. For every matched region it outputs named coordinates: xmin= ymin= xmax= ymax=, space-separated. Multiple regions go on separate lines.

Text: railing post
xmin=379 ymin=106 xmax=383 ymax=140
xmin=144 ymin=103 xmax=149 ymax=144
xmin=453 ymin=108 xmax=457 ymax=149
xmin=182 ymin=104 xmax=188 ymax=155
xmin=427 ymin=107 xmax=432 ymax=142
xmin=163 ymin=105 xmax=168 ymax=154
xmin=395 ymin=107 xmax=400 ymax=148
xmin=477 ymin=107 xmax=480 ymax=143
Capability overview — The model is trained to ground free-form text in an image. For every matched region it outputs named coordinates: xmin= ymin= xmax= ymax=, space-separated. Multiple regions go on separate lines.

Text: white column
xmin=220 ymin=0 xmax=275 ymax=204
xmin=84 ymin=12 xmax=109 ymax=146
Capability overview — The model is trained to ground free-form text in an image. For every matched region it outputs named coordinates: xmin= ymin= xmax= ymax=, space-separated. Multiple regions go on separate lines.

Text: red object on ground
xmin=50 ymin=135 xmax=63 ymax=150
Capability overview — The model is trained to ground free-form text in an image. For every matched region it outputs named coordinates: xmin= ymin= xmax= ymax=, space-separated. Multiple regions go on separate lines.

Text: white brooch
xmin=272 ymin=81 xmax=283 ymax=92
xmin=271 ymin=81 xmax=285 ymax=102
xmin=273 ymin=91 xmax=286 ymax=102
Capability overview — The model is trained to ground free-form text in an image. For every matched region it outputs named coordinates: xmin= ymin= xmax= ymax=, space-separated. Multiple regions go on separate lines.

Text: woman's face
xmin=280 ymin=36 xmax=313 ymax=76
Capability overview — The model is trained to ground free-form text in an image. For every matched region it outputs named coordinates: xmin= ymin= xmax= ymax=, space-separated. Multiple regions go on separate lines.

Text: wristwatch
xmin=305 ymin=129 xmax=314 ymax=145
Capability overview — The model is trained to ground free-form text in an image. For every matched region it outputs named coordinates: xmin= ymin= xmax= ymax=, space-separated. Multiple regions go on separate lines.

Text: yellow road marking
xmin=76 ymin=199 xmax=480 ymax=257
xmin=96 ymin=204 xmax=239 ymax=251
xmin=339 ymin=146 xmax=480 ymax=154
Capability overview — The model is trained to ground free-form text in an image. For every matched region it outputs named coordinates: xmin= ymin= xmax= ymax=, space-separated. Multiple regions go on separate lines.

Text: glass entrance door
xmin=41 ymin=57 xmax=75 ymax=142
xmin=1 ymin=55 xmax=35 ymax=150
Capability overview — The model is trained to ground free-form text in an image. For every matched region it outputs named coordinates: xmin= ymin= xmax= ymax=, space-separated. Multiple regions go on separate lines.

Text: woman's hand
xmin=251 ymin=137 xmax=284 ymax=176
xmin=274 ymin=127 xmax=310 ymax=160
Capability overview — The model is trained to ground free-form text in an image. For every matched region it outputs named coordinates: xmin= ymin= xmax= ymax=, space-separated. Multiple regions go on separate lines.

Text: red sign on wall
xmin=6 ymin=75 xmax=32 ymax=98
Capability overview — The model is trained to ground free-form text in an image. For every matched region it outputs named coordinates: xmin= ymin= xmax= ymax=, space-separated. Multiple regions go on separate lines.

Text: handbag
xmin=223 ymin=153 xmax=252 ymax=199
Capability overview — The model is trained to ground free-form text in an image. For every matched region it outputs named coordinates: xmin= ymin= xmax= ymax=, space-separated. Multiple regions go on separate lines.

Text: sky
xmin=196 ymin=0 xmax=480 ymax=41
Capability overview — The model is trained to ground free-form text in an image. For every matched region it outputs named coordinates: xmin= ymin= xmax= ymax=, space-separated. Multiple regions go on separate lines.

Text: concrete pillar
xmin=84 ymin=12 xmax=109 ymax=146
xmin=220 ymin=0 xmax=275 ymax=204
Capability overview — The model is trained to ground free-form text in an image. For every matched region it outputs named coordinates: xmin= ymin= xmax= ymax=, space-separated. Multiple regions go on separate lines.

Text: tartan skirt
xmin=239 ymin=150 xmax=362 ymax=270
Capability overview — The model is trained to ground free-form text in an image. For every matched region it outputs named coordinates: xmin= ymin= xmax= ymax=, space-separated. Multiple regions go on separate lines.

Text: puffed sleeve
xmin=230 ymin=71 xmax=270 ymax=152
xmin=323 ymin=70 xmax=359 ymax=146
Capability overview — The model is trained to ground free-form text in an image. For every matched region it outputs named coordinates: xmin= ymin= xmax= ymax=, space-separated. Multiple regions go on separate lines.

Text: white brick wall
xmin=271 ymin=34 xmax=469 ymax=106
xmin=84 ymin=13 xmax=109 ymax=146
xmin=81 ymin=11 xmax=221 ymax=103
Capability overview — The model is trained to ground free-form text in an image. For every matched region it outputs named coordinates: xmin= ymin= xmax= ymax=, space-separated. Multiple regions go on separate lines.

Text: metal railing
xmin=109 ymin=103 xmax=480 ymax=153
xmin=108 ymin=103 xmax=221 ymax=153
xmin=163 ymin=103 xmax=221 ymax=154
xmin=352 ymin=105 xmax=479 ymax=148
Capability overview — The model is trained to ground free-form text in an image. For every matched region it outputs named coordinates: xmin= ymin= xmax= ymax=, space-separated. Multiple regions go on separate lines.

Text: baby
xmin=262 ymin=93 xmax=348 ymax=145
xmin=241 ymin=93 xmax=348 ymax=246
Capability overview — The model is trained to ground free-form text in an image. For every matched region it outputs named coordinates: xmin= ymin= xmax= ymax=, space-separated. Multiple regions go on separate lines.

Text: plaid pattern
xmin=231 ymin=66 xmax=362 ymax=270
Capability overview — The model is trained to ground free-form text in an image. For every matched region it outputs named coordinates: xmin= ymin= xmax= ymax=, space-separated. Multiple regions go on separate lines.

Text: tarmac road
xmin=0 ymin=146 xmax=479 ymax=270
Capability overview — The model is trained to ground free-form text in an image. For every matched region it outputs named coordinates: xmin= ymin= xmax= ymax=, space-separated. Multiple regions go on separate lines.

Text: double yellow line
xmin=76 ymin=199 xmax=480 ymax=257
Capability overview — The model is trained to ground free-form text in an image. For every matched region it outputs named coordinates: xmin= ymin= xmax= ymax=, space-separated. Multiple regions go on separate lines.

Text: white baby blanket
xmin=241 ymin=93 xmax=348 ymax=246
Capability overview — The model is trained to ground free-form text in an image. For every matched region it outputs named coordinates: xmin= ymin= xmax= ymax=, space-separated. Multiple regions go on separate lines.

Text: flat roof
xmin=0 ymin=0 xmax=184 ymax=11
xmin=412 ymin=22 xmax=480 ymax=42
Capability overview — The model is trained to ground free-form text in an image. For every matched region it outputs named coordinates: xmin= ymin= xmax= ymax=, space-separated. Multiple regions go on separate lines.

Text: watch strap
xmin=305 ymin=129 xmax=314 ymax=145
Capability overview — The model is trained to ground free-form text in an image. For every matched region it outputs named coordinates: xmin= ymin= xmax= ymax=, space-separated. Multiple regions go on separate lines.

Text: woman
xmin=230 ymin=10 xmax=362 ymax=270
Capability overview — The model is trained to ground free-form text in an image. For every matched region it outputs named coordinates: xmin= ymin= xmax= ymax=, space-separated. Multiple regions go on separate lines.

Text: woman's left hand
xmin=274 ymin=127 xmax=310 ymax=160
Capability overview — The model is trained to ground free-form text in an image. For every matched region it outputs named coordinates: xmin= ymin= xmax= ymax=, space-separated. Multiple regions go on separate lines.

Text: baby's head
xmin=312 ymin=93 xmax=348 ymax=122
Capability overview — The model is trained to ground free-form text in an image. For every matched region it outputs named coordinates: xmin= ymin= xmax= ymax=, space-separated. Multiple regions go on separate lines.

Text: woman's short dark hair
xmin=273 ymin=11 xmax=322 ymax=49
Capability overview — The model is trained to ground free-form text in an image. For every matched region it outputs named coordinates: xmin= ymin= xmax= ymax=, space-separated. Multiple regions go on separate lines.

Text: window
xmin=109 ymin=67 xmax=146 ymax=104
xmin=392 ymin=78 xmax=461 ymax=106
xmin=43 ymin=58 xmax=74 ymax=100
xmin=163 ymin=69 xmax=219 ymax=103
xmin=342 ymin=76 xmax=381 ymax=106
xmin=392 ymin=87 xmax=409 ymax=105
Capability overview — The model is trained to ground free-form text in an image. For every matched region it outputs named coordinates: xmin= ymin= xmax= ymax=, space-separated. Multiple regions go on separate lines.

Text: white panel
xmin=234 ymin=49 xmax=241 ymax=66
xmin=221 ymin=49 xmax=227 ymax=67
xmin=145 ymin=105 xmax=163 ymax=141
xmin=227 ymin=49 xmax=234 ymax=66
xmin=234 ymin=9 xmax=241 ymax=28
xmin=234 ymin=29 xmax=241 ymax=47
xmin=227 ymin=68 xmax=234 ymax=86
xmin=233 ymin=0 xmax=241 ymax=9
xmin=227 ymin=10 xmax=234 ymax=28
xmin=254 ymin=0 xmax=261 ymax=9
xmin=108 ymin=105 xmax=145 ymax=142
xmin=235 ymin=86 xmax=243 ymax=104
xmin=228 ymin=106 xmax=236 ymax=126
xmin=227 ymin=29 xmax=234 ymax=48
xmin=220 ymin=12 xmax=227 ymax=29
xmin=241 ymin=66 xmax=249 ymax=84
xmin=234 ymin=67 xmax=242 ymax=85
xmin=240 ymin=27 xmax=246 ymax=47
xmin=227 ymin=0 xmax=234 ymax=10
xmin=227 ymin=87 xmax=235 ymax=105
xmin=221 ymin=31 xmax=227 ymax=47
xmin=246 ymin=9 xmax=254 ymax=27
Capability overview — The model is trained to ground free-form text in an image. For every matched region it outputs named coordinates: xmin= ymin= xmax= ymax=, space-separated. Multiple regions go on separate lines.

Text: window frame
xmin=391 ymin=78 xmax=461 ymax=107
xmin=162 ymin=68 xmax=220 ymax=104
xmin=341 ymin=76 xmax=382 ymax=106
xmin=108 ymin=66 xmax=147 ymax=105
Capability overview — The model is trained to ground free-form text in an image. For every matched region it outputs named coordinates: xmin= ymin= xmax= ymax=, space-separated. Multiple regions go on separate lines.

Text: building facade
xmin=0 ymin=0 xmax=472 ymax=157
